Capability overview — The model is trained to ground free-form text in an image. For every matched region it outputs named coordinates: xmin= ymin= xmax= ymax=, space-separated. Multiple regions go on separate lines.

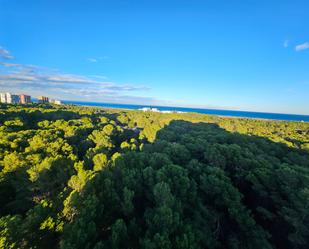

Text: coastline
xmin=62 ymin=100 xmax=309 ymax=123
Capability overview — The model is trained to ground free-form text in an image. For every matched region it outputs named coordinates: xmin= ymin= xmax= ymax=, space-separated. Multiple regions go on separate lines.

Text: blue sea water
xmin=63 ymin=100 xmax=309 ymax=122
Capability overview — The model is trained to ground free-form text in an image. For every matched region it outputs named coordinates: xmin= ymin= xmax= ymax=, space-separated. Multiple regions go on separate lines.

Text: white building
xmin=0 ymin=93 xmax=7 ymax=103
xmin=49 ymin=99 xmax=62 ymax=105
xmin=0 ymin=93 xmax=20 ymax=104
xmin=139 ymin=107 xmax=160 ymax=112
xmin=54 ymin=100 xmax=62 ymax=105
xmin=6 ymin=93 xmax=12 ymax=103
xmin=6 ymin=93 xmax=20 ymax=104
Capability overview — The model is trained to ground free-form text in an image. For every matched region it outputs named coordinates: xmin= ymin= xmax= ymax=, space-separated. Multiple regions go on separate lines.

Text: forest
xmin=0 ymin=103 xmax=308 ymax=249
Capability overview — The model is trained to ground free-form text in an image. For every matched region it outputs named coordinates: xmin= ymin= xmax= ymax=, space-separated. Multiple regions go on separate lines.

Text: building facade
xmin=49 ymin=99 xmax=62 ymax=105
xmin=5 ymin=93 xmax=12 ymax=103
xmin=10 ymin=94 xmax=20 ymax=104
xmin=38 ymin=96 xmax=49 ymax=103
xmin=54 ymin=100 xmax=62 ymax=105
xmin=0 ymin=93 xmax=6 ymax=103
xmin=20 ymin=94 xmax=31 ymax=104
xmin=0 ymin=93 xmax=20 ymax=104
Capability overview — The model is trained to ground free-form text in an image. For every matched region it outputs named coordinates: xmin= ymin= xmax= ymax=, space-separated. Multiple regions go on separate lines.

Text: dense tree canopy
xmin=0 ymin=103 xmax=308 ymax=249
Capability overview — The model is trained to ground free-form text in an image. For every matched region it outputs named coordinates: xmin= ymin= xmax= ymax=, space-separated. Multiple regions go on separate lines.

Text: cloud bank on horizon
xmin=0 ymin=46 xmax=161 ymax=105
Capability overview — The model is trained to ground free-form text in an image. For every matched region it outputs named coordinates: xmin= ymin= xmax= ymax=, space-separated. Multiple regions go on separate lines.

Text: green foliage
xmin=0 ymin=103 xmax=308 ymax=248
xmin=92 ymin=153 xmax=108 ymax=171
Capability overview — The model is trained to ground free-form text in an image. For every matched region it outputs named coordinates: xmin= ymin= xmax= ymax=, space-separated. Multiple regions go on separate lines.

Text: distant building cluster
xmin=37 ymin=96 xmax=62 ymax=105
xmin=49 ymin=99 xmax=62 ymax=105
xmin=0 ymin=92 xmax=31 ymax=104
xmin=139 ymin=107 xmax=161 ymax=112
xmin=38 ymin=96 xmax=49 ymax=103
xmin=139 ymin=107 xmax=184 ymax=114
xmin=0 ymin=92 xmax=62 ymax=105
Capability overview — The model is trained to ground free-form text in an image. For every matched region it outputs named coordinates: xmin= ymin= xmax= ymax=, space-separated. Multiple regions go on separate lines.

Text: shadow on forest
xmin=64 ymin=120 xmax=309 ymax=249
xmin=1 ymin=120 xmax=309 ymax=249
xmin=156 ymin=120 xmax=309 ymax=157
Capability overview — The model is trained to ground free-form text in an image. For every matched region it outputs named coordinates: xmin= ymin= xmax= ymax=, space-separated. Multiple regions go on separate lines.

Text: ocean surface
xmin=63 ymin=100 xmax=309 ymax=122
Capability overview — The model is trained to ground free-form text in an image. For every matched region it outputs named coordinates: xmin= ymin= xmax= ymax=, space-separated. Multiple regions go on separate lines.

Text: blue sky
xmin=0 ymin=0 xmax=309 ymax=114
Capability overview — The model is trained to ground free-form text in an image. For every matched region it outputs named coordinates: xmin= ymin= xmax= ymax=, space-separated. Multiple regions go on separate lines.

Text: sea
xmin=62 ymin=100 xmax=309 ymax=122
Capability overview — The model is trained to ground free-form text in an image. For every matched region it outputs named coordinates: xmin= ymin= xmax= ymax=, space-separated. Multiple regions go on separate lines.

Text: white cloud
xmin=87 ymin=58 xmax=98 ymax=63
xmin=295 ymin=42 xmax=309 ymax=52
xmin=0 ymin=62 xmax=21 ymax=67
xmin=283 ymin=40 xmax=289 ymax=48
xmin=0 ymin=60 xmax=150 ymax=102
xmin=0 ymin=46 xmax=14 ymax=60
xmin=0 ymin=46 xmax=153 ymax=104
xmin=86 ymin=56 xmax=109 ymax=63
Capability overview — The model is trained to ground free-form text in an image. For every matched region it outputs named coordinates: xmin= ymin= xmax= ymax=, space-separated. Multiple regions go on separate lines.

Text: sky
xmin=0 ymin=0 xmax=309 ymax=115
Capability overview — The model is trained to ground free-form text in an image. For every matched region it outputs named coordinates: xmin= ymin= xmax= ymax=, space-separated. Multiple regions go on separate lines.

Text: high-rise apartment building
xmin=0 ymin=93 xmax=20 ymax=104
xmin=0 ymin=93 xmax=6 ymax=103
xmin=20 ymin=94 xmax=31 ymax=104
xmin=38 ymin=96 xmax=49 ymax=103
xmin=9 ymin=94 xmax=20 ymax=104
